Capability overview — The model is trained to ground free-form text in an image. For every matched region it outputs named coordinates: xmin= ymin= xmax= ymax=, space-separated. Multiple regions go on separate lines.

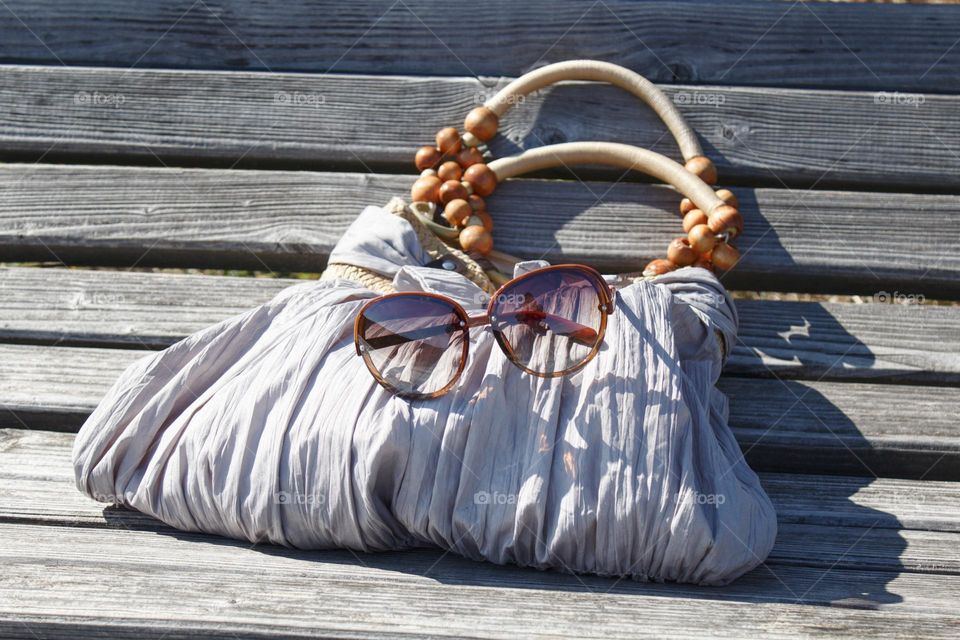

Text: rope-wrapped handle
xmin=489 ymin=142 xmax=724 ymax=214
xmin=469 ymin=60 xmax=717 ymax=184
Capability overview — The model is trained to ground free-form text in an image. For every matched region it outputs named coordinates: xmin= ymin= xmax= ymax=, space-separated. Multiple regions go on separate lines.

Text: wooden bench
xmin=1 ymin=1 xmax=958 ymax=637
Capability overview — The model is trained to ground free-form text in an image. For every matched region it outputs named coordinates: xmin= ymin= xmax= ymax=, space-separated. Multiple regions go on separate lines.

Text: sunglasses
xmin=354 ymin=264 xmax=616 ymax=399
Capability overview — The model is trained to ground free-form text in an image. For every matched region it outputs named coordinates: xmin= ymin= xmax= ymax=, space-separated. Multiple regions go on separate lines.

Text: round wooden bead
xmin=460 ymin=225 xmax=493 ymax=255
xmin=679 ymin=198 xmax=696 ymax=216
xmin=439 ymin=179 xmax=468 ymax=204
xmin=693 ymin=255 xmax=714 ymax=271
xmin=442 ymin=198 xmax=472 ymax=226
xmin=464 ymin=106 xmax=499 ymax=142
xmin=420 ymin=168 xmax=437 ymax=178
xmin=437 ymin=161 xmax=463 ymax=182
xmin=685 ymin=155 xmax=717 ymax=186
xmin=715 ymin=188 xmax=738 ymax=209
xmin=475 ymin=210 xmax=493 ymax=232
xmin=707 ymin=204 xmax=743 ymax=237
xmin=435 ymin=127 xmax=462 ymax=154
xmin=410 ymin=175 xmax=441 ymax=203
xmin=667 ymin=237 xmax=697 ymax=266
xmin=468 ymin=194 xmax=486 ymax=212
xmin=711 ymin=242 xmax=740 ymax=270
xmin=682 ymin=209 xmax=709 ymax=233
xmin=463 ymin=163 xmax=497 ymax=197
xmin=642 ymin=259 xmax=677 ymax=277
xmin=456 ymin=147 xmax=484 ymax=168
xmin=415 ymin=146 xmax=442 ymax=171
xmin=688 ymin=223 xmax=718 ymax=254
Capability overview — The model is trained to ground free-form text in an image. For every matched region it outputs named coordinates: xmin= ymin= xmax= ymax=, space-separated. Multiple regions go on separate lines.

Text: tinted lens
xmin=491 ymin=268 xmax=605 ymax=375
xmin=357 ymin=295 xmax=466 ymax=398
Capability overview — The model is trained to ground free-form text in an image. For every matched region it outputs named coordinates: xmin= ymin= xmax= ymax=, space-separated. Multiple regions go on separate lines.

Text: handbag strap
xmin=481 ymin=60 xmax=707 ymax=171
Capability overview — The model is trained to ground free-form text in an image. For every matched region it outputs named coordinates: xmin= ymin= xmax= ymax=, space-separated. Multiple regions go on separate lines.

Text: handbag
xmin=73 ymin=61 xmax=777 ymax=586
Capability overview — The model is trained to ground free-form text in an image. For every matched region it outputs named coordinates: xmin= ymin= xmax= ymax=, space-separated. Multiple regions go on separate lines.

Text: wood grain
xmin=0 ymin=1 xmax=957 ymax=92
xmin=1 ymin=430 xmax=960 ymax=636
xmin=2 ymin=521 xmax=958 ymax=639
xmin=2 ymin=167 xmax=959 ymax=297
xmin=2 ymin=66 xmax=959 ymax=190
xmin=3 ymin=267 xmax=959 ymax=381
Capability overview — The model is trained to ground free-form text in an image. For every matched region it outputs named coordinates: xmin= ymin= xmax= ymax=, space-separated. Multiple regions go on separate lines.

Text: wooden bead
xmin=679 ymin=198 xmax=696 ymax=216
xmin=708 ymin=204 xmax=743 ymax=237
xmin=688 ymin=223 xmax=717 ymax=254
xmin=437 ymin=161 xmax=463 ymax=182
xmin=415 ymin=146 xmax=442 ymax=171
xmin=475 ymin=209 xmax=494 ymax=232
xmin=667 ymin=237 xmax=697 ymax=267
xmin=711 ymin=242 xmax=740 ymax=270
xmin=464 ymin=106 xmax=499 ymax=142
xmin=685 ymin=155 xmax=717 ymax=186
xmin=456 ymin=147 xmax=484 ymax=168
xmin=435 ymin=127 xmax=462 ymax=154
xmin=460 ymin=225 xmax=493 ymax=255
xmin=442 ymin=198 xmax=472 ymax=226
xmin=460 ymin=180 xmax=474 ymax=196
xmin=463 ymin=163 xmax=497 ymax=197
xmin=682 ymin=209 xmax=709 ymax=233
xmin=462 ymin=132 xmax=480 ymax=148
xmin=693 ymin=256 xmax=714 ymax=271
xmin=467 ymin=194 xmax=485 ymax=212
xmin=439 ymin=179 xmax=468 ymax=204
xmin=642 ymin=258 xmax=677 ymax=277
xmin=716 ymin=188 xmax=738 ymax=209
xmin=410 ymin=175 xmax=441 ymax=203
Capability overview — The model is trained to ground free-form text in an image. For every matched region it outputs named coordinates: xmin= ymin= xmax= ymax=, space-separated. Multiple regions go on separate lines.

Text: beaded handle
xmin=409 ymin=60 xmax=740 ymax=277
xmin=412 ymin=140 xmax=741 ymax=275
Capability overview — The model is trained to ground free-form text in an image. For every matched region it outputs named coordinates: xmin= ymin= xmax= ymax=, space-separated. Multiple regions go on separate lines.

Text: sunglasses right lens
xmin=491 ymin=267 xmax=605 ymax=376
xmin=357 ymin=295 xmax=466 ymax=398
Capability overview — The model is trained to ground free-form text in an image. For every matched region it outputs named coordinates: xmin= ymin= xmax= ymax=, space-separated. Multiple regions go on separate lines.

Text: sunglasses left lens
xmin=357 ymin=295 xmax=467 ymax=398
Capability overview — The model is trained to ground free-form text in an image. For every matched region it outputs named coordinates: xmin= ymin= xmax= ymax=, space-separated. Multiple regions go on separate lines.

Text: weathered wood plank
xmin=0 ymin=1 xmax=958 ymax=92
xmin=1 ymin=332 xmax=958 ymax=480
xmin=2 ymin=66 xmax=958 ymax=190
xmin=3 ymin=462 xmax=957 ymax=575
xmin=0 ymin=431 xmax=959 ymax=629
xmin=7 ymin=429 xmax=957 ymax=533
xmin=3 ymin=268 xmax=959 ymax=381
xmin=2 ymin=166 xmax=959 ymax=296
xmin=2 ymin=520 xmax=958 ymax=639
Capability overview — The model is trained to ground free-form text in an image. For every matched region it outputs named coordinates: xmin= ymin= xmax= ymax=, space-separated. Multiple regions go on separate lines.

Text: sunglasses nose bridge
xmin=465 ymin=313 xmax=491 ymax=329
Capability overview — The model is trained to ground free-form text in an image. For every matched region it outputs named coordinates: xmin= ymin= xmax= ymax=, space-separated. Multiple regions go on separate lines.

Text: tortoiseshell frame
xmin=353 ymin=264 xmax=616 ymax=400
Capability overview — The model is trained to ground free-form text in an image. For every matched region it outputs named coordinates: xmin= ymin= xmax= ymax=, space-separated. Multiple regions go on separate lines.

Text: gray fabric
xmin=73 ymin=204 xmax=777 ymax=586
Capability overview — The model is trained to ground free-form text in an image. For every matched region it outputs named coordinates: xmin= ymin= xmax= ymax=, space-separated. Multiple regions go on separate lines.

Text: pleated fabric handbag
xmin=73 ymin=60 xmax=776 ymax=586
